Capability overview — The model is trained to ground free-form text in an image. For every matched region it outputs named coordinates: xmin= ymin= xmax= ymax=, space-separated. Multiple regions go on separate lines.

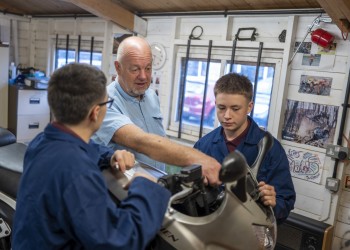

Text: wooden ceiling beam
xmin=316 ymin=0 xmax=350 ymax=32
xmin=63 ymin=0 xmax=147 ymax=36
xmin=0 ymin=2 xmax=25 ymax=15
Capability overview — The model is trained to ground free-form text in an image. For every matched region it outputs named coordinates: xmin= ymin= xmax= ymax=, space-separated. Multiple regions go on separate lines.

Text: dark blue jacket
xmin=194 ymin=116 xmax=295 ymax=224
xmin=12 ymin=124 xmax=171 ymax=249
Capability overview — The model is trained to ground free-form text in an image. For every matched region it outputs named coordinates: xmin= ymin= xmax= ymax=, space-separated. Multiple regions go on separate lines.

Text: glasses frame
xmin=98 ymin=97 xmax=114 ymax=108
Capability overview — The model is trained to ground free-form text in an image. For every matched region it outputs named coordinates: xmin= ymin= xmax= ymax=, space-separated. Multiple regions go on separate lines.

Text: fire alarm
xmin=311 ymin=28 xmax=334 ymax=48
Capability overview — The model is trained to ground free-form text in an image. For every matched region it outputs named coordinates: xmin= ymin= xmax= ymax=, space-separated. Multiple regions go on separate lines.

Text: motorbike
xmin=0 ymin=127 xmax=276 ymax=250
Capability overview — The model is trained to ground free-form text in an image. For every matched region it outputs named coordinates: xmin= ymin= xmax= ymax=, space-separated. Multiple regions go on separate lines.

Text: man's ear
xmin=114 ymin=61 xmax=120 ymax=74
xmin=89 ymin=105 xmax=100 ymax=122
xmin=247 ymin=101 xmax=254 ymax=114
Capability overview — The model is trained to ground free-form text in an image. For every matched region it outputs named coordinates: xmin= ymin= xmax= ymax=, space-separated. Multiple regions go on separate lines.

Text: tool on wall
xmin=288 ymin=14 xmax=333 ymax=65
xmin=189 ymin=25 xmax=203 ymax=40
xmin=234 ymin=27 xmax=258 ymax=41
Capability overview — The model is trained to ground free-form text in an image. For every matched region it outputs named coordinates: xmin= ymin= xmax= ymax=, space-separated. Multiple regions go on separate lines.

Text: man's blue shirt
xmin=12 ymin=124 xmax=170 ymax=249
xmin=93 ymin=82 xmax=166 ymax=175
xmin=194 ymin=116 xmax=296 ymax=224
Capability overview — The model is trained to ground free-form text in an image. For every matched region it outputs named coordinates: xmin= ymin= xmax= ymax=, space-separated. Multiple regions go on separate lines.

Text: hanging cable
xmin=332 ymin=66 xmax=350 ymax=179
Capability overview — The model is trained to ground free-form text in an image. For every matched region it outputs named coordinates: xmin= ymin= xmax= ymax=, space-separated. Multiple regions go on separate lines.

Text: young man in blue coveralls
xmin=12 ymin=63 xmax=171 ymax=249
xmin=194 ymin=73 xmax=296 ymax=224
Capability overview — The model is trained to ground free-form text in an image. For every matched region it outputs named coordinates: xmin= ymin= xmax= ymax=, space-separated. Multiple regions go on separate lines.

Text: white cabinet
xmin=8 ymin=85 xmax=50 ymax=143
xmin=0 ymin=46 xmax=9 ymax=128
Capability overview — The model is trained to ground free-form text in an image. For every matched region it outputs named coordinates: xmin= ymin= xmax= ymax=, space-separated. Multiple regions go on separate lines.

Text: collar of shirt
xmin=114 ymin=81 xmax=146 ymax=103
xmin=223 ymin=118 xmax=251 ymax=152
xmin=44 ymin=123 xmax=101 ymax=166
xmin=51 ymin=121 xmax=82 ymax=140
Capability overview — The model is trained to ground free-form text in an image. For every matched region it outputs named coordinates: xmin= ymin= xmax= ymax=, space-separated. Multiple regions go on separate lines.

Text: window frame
xmin=167 ymin=44 xmax=283 ymax=142
xmin=49 ymin=35 xmax=104 ymax=74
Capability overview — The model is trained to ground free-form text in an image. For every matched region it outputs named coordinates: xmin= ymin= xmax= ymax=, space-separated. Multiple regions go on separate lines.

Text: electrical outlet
xmin=326 ymin=177 xmax=340 ymax=192
xmin=325 ymin=145 xmax=349 ymax=160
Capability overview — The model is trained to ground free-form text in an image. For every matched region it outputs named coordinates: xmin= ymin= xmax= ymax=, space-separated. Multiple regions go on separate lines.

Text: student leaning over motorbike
xmin=12 ymin=63 xmax=171 ymax=250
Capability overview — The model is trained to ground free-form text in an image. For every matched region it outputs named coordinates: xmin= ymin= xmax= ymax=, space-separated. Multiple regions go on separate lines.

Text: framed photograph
xmin=282 ymin=100 xmax=339 ymax=149
xmin=298 ymin=75 xmax=333 ymax=96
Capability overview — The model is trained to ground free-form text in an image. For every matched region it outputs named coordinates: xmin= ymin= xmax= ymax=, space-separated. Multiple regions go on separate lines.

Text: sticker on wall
xmin=283 ymin=145 xmax=324 ymax=183
xmin=316 ymin=43 xmax=337 ymax=55
xmin=282 ymin=100 xmax=339 ymax=149
xmin=294 ymin=42 xmax=312 ymax=54
xmin=301 ymin=54 xmax=321 ymax=66
xmin=298 ymin=75 xmax=333 ymax=96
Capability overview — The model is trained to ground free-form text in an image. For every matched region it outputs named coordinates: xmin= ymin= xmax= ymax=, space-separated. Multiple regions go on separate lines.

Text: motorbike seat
xmin=0 ymin=128 xmax=26 ymax=200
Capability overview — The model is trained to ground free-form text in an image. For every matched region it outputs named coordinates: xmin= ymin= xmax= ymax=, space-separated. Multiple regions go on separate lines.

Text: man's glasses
xmin=98 ymin=97 xmax=114 ymax=108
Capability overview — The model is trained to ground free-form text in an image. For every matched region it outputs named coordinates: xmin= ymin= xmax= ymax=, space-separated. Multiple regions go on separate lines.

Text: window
xmin=56 ymin=49 xmax=76 ymax=69
xmin=178 ymin=59 xmax=221 ymax=128
xmin=78 ymin=51 xmax=102 ymax=68
xmin=53 ymin=37 xmax=103 ymax=71
xmin=225 ymin=63 xmax=275 ymax=129
xmin=168 ymin=44 xmax=282 ymax=141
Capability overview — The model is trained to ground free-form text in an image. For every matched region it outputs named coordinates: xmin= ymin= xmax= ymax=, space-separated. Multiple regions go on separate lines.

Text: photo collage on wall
xmin=293 ymin=41 xmax=337 ymax=69
xmin=282 ymin=100 xmax=339 ymax=183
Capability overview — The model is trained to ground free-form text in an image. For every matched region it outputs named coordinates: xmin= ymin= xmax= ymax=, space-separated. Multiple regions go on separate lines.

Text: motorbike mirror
xmin=219 ymin=151 xmax=248 ymax=183
xmin=220 ymin=151 xmax=249 ymax=202
xmin=250 ymin=131 xmax=274 ymax=176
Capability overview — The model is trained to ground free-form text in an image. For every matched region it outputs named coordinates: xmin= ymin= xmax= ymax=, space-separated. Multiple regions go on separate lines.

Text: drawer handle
xmin=29 ymin=98 xmax=40 ymax=104
xmin=28 ymin=122 xmax=39 ymax=129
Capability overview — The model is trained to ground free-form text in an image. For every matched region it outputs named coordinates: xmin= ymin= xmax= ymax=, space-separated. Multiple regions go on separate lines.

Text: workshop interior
xmin=0 ymin=0 xmax=350 ymax=249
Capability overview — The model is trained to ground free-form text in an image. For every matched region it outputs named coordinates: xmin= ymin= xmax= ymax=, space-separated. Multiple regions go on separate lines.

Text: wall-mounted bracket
xmin=234 ymin=27 xmax=258 ymax=41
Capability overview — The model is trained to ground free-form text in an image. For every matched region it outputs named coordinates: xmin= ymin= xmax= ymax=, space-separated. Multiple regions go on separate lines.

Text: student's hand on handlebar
xmin=123 ymin=172 xmax=157 ymax=190
xmin=258 ymin=182 xmax=276 ymax=207
xmin=200 ymin=156 xmax=222 ymax=186
xmin=110 ymin=150 xmax=135 ymax=173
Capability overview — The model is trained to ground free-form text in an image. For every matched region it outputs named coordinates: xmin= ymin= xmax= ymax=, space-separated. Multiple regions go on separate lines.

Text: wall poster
xmin=298 ymin=75 xmax=333 ymax=96
xmin=282 ymin=100 xmax=339 ymax=149
xmin=284 ymin=145 xmax=324 ymax=183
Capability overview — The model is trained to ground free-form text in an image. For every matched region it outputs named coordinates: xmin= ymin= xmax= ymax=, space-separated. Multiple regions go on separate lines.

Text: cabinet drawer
xmin=17 ymin=90 xmax=49 ymax=115
xmin=16 ymin=114 xmax=50 ymax=142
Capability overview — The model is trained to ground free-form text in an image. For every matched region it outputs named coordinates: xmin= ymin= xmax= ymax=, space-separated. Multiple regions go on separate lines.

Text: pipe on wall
xmin=138 ymin=8 xmax=325 ymax=18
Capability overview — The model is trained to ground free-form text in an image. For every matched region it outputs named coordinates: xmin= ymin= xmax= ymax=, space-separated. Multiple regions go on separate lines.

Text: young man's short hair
xmin=214 ymin=73 xmax=253 ymax=101
xmin=48 ymin=63 xmax=107 ymax=125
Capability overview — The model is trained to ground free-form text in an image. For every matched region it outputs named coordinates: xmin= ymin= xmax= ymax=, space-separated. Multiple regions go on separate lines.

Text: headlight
xmin=252 ymin=208 xmax=277 ymax=249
